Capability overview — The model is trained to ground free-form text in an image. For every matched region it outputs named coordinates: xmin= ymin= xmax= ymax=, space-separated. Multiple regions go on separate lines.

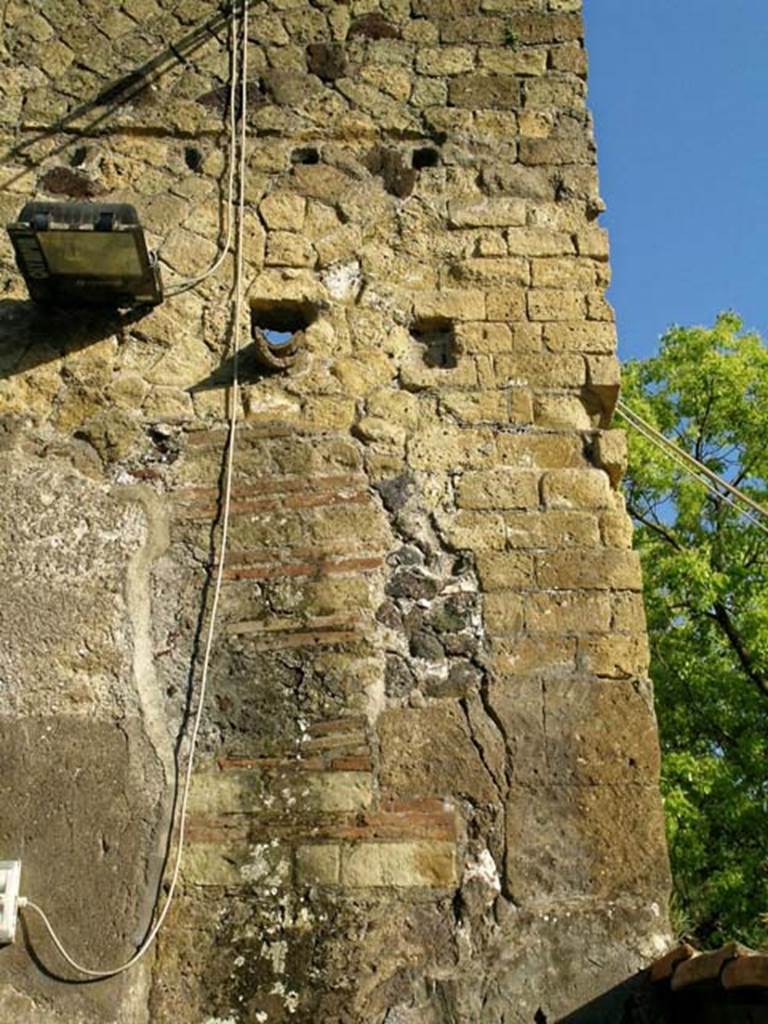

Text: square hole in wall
xmin=410 ymin=317 xmax=458 ymax=369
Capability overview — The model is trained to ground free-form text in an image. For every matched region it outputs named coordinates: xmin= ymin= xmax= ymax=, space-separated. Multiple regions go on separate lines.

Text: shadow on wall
xmin=554 ymin=970 xmax=663 ymax=1024
xmin=0 ymin=298 xmax=148 ymax=378
xmin=0 ymin=3 xmax=237 ymax=190
xmin=187 ymin=345 xmax=278 ymax=392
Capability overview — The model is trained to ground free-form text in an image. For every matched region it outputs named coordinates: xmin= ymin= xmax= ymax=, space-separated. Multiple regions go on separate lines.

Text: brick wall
xmin=0 ymin=1 xmax=671 ymax=1021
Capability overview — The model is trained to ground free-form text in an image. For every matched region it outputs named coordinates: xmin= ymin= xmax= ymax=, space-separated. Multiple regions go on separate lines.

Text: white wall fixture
xmin=0 ymin=861 xmax=22 ymax=944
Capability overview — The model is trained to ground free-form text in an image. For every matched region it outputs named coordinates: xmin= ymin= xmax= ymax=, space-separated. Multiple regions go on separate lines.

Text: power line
xmin=616 ymin=399 xmax=768 ymax=536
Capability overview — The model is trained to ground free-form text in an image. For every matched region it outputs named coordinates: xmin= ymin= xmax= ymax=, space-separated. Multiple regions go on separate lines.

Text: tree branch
xmin=711 ymin=601 xmax=768 ymax=701
xmin=627 ymin=502 xmax=684 ymax=550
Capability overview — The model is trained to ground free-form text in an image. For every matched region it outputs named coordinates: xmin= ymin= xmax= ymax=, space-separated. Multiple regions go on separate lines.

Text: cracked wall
xmin=0 ymin=1 xmax=671 ymax=1022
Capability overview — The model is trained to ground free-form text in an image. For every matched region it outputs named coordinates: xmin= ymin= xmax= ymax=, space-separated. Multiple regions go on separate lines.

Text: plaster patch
xmin=322 ymin=260 xmax=362 ymax=300
xmin=463 ymin=848 xmax=501 ymax=895
xmin=240 ymin=844 xmax=290 ymax=887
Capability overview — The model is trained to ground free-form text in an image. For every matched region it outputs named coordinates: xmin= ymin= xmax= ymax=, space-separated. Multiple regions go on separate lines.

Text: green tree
xmin=621 ymin=313 xmax=768 ymax=949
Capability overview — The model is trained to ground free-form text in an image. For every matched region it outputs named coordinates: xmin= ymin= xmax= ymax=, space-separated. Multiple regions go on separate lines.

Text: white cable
xmin=617 ymin=399 xmax=768 ymax=524
xmin=617 ymin=402 xmax=768 ymax=530
xmin=164 ymin=5 xmax=240 ymax=298
xmin=617 ymin=401 xmax=768 ymax=536
xmin=21 ymin=0 xmax=250 ymax=978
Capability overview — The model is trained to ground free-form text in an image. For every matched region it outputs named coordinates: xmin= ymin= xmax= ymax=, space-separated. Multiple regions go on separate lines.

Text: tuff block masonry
xmin=0 ymin=2 xmax=671 ymax=1022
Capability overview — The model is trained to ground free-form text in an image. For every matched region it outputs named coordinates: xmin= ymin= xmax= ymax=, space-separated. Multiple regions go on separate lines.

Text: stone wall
xmin=0 ymin=1 xmax=671 ymax=1021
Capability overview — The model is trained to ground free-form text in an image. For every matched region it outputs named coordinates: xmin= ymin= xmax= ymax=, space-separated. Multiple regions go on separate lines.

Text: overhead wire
xmin=616 ymin=399 xmax=768 ymax=537
xmin=617 ymin=399 xmax=768 ymax=524
xmin=20 ymin=0 xmax=250 ymax=977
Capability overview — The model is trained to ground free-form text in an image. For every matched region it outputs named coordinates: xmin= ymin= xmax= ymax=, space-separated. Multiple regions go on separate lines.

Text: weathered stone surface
xmin=457 ymin=468 xmax=540 ymax=509
xmin=0 ymin=0 xmax=668 ymax=1019
xmin=379 ymin=704 xmax=498 ymax=805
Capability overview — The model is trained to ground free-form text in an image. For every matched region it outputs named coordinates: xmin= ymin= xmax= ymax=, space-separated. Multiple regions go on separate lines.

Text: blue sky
xmin=584 ymin=1 xmax=768 ymax=360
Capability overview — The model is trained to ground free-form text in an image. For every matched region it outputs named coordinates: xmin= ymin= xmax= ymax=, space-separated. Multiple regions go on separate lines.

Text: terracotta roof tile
xmin=652 ymin=941 xmax=766 ymax=993
xmin=671 ymin=942 xmax=750 ymax=991
xmin=649 ymin=942 xmax=696 ymax=982
xmin=722 ymin=954 xmax=768 ymax=990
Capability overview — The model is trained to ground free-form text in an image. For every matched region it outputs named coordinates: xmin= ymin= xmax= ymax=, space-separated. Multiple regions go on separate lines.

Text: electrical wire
xmin=20 ymin=0 xmax=250 ymax=978
xmin=163 ymin=6 xmax=241 ymax=298
xmin=617 ymin=403 xmax=763 ymax=530
xmin=617 ymin=399 xmax=768 ymax=525
xmin=616 ymin=399 xmax=768 ymax=536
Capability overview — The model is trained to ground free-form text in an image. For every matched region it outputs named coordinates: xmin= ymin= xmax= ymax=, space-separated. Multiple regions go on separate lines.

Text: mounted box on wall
xmin=7 ymin=202 xmax=163 ymax=308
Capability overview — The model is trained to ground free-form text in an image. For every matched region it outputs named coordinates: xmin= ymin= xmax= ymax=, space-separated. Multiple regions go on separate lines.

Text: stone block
xmin=410 ymin=76 xmax=449 ymax=107
xmin=475 ymin=231 xmax=508 ymax=256
xmin=520 ymin=136 xmax=593 ymax=165
xmin=408 ymin=425 xmax=496 ymax=470
xmin=475 ymin=552 xmax=535 ymax=590
xmin=379 ymin=703 xmax=498 ymax=804
xmin=399 ymin=353 xmax=478 ymax=391
xmin=541 ymin=468 xmax=612 ymax=509
xmin=259 ymin=191 xmax=306 ymax=231
xmin=413 ymin=0 xmax=478 ymax=14
xmin=448 ymin=74 xmax=522 ymax=109
xmin=505 ymin=782 xmax=669 ymax=903
xmin=527 ymin=288 xmax=586 ymax=321
xmin=485 ymin=287 xmax=527 ymax=320
xmin=441 ymin=389 xmax=528 ymax=424
xmin=518 ymin=109 xmax=555 ymax=138
xmin=525 ymin=591 xmax=611 ymax=634
xmin=440 ymin=16 xmax=508 ymax=44
xmin=265 ymin=231 xmax=315 ymax=267
xmin=342 ymin=841 xmax=457 ymax=888
xmin=332 ymin=352 xmax=396 ymax=396
xmin=543 ymin=321 xmax=617 ymax=353
xmin=600 ymin=509 xmax=634 ymax=549
xmin=592 ymin=429 xmax=627 ymax=487
xmin=296 ymin=844 xmax=341 ymax=885
xmin=303 ymin=396 xmax=357 ymax=431
xmin=550 ymin=42 xmax=589 ymax=76
xmin=575 ymin=226 xmax=611 ymax=260
xmin=449 ymin=257 xmax=529 ymax=287
xmin=611 ymin=592 xmax=648 ymax=633
xmin=459 ymin=322 xmax=542 ymax=353
xmin=506 ymin=228 xmax=575 ymax=256
xmin=504 ymin=510 xmax=601 ymax=548
xmin=457 ymin=468 xmax=540 ymax=510
xmin=524 ymin=76 xmax=586 ymax=110
xmin=475 ymin=109 xmax=520 ymax=138
xmin=189 ymin=769 xmax=373 ymax=816
xmin=587 ymin=290 xmax=615 ymax=321
xmin=531 ymin=257 xmax=596 ymax=289
xmin=496 ymin=433 xmax=586 ymax=468
xmin=535 ymin=550 xmax=643 ymax=590
xmin=580 ymin=634 xmax=650 ymax=679
xmin=448 ymin=197 xmax=527 ymax=228
xmin=492 ymin=635 xmax=577 ymax=676
xmin=367 ymin=389 xmax=421 ymax=428
xmin=355 ymin=415 xmax=407 ymax=447
xmin=494 ymin=352 xmax=586 ymax=387
xmin=533 ymin=394 xmax=593 ymax=430
xmin=413 ymin=288 xmax=486 ymax=320
xmin=415 ymin=46 xmax=475 ymax=75
xmin=483 ymin=592 xmax=525 ymax=634
xmin=437 ymin=510 xmax=507 ymax=550
xmin=506 ymin=12 xmax=583 ymax=43
xmin=477 ymin=47 xmax=548 ymax=77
